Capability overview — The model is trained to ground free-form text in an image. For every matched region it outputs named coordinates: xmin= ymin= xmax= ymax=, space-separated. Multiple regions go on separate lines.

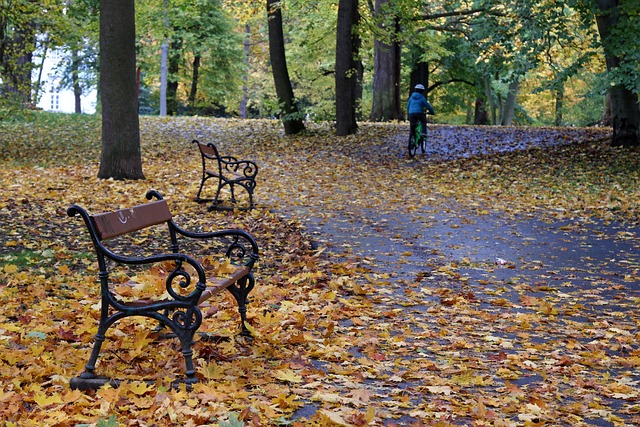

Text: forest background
xmin=1 ymin=0 xmax=638 ymax=135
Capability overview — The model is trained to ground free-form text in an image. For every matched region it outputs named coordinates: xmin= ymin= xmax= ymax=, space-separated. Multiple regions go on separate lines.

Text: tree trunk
xmin=483 ymin=75 xmax=496 ymax=125
xmin=159 ymin=0 xmax=169 ymax=116
xmin=266 ymin=0 xmax=305 ymax=135
xmin=554 ymin=85 xmax=564 ymax=127
xmin=474 ymin=96 xmax=489 ymax=125
xmin=2 ymin=26 xmax=35 ymax=104
xmin=370 ymin=0 xmax=401 ymax=122
xmin=72 ymin=48 xmax=82 ymax=113
xmin=240 ymin=24 xmax=250 ymax=119
xmin=335 ymin=0 xmax=360 ymax=136
xmin=167 ymin=34 xmax=182 ymax=116
xmin=188 ymin=54 xmax=200 ymax=105
xmin=98 ymin=0 xmax=144 ymax=180
xmin=500 ymin=79 xmax=520 ymax=126
xmin=33 ymin=40 xmax=49 ymax=106
xmin=409 ymin=61 xmax=428 ymax=97
xmin=595 ymin=0 xmax=639 ymax=146
xmin=465 ymin=97 xmax=473 ymax=125
xmin=159 ymin=40 xmax=168 ymax=116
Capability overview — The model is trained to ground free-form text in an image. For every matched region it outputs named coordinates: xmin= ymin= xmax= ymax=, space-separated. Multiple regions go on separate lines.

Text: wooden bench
xmin=66 ymin=190 xmax=259 ymax=390
xmin=192 ymin=140 xmax=258 ymax=211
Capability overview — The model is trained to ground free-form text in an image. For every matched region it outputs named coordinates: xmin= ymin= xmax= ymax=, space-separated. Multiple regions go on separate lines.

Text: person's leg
xmin=420 ymin=113 xmax=427 ymax=137
xmin=408 ymin=113 xmax=420 ymax=138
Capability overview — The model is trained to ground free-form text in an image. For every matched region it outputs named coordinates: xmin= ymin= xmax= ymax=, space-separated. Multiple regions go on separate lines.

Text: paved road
xmin=273 ymin=126 xmax=639 ymax=426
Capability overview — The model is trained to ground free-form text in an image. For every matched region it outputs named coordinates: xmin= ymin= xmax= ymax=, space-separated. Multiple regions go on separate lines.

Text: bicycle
xmin=408 ymin=120 xmax=427 ymax=157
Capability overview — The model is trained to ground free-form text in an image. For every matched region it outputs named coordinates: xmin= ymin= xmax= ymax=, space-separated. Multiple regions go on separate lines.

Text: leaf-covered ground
xmin=0 ymin=116 xmax=638 ymax=426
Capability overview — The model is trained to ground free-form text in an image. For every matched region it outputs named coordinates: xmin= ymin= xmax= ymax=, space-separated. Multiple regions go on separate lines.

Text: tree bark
xmin=483 ymin=75 xmax=496 ymax=125
xmin=159 ymin=40 xmax=168 ymax=116
xmin=554 ymin=85 xmax=564 ymax=127
xmin=266 ymin=0 xmax=305 ymax=135
xmin=335 ymin=0 xmax=360 ymax=136
xmin=240 ymin=24 xmax=250 ymax=119
xmin=595 ymin=0 xmax=639 ymax=146
xmin=2 ymin=25 xmax=35 ymax=104
xmin=188 ymin=54 xmax=200 ymax=106
xmin=474 ymin=96 xmax=489 ymax=125
xmin=409 ymin=61 xmax=428 ymax=98
xmin=98 ymin=0 xmax=144 ymax=180
xmin=500 ymin=79 xmax=520 ymax=126
xmin=159 ymin=0 xmax=169 ymax=116
xmin=71 ymin=48 xmax=82 ymax=113
xmin=167 ymin=34 xmax=182 ymax=116
xmin=370 ymin=0 xmax=402 ymax=121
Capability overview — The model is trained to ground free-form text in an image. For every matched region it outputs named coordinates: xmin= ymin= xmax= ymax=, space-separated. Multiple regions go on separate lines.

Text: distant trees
xmin=2 ymin=0 xmax=638 ymax=147
xmin=0 ymin=2 xmax=64 ymax=108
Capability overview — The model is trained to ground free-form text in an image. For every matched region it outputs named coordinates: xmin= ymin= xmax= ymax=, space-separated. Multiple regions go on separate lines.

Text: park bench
xmin=66 ymin=190 xmax=259 ymax=390
xmin=192 ymin=140 xmax=258 ymax=211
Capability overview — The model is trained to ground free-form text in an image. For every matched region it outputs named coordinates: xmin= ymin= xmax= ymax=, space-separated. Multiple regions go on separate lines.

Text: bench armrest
xmin=219 ymin=157 xmax=259 ymax=179
xmin=99 ymin=248 xmax=208 ymax=304
xmin=145 ymin=190 xmax=258 ymax=270
xmin=172 ymin=225 xmax=259 ymax=270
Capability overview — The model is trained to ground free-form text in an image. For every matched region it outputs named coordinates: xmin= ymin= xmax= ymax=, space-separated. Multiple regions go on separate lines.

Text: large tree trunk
xmin=474 ymin=96 xmax=489 ymax=125
xmin=595 ymin=0 xmax=639 ymax=146
xmin=188 ymin=54 xmax=200 ymax=106
xmin=409 ymin=60 xmax=428 ymax=97
xmin=369 ymin=0 xmax=401 ymax=122
xmin=167 ymin=34 xmax=182 ymax=116
xmin=483 ymin=75 xmax=497 ymax=125
xmin=266 ymin=0 xmax=305 ymax=135
xmin=335 ymin=0 xmax=360 ymax=136
xmin=98 ymin=0 xmax=144 ymax=180
xmin=500 ymin=79 xmax=520 ymax=126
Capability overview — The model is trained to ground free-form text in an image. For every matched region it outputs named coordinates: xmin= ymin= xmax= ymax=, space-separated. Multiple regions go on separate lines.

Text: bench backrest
xmin=196 ymin=141 xmax=221 ymax=161
xmin=90 ymin=199 xmax=172 ymax=241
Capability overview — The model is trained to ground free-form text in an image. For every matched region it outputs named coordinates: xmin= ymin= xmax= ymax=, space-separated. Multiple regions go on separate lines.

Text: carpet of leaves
xmin=0 ymin=116 xmax=639 ymax=426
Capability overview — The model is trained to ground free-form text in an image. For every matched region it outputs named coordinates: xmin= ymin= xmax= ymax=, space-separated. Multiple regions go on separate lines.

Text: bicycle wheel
xmin=408 ymin=133 xmax=418 ymax=157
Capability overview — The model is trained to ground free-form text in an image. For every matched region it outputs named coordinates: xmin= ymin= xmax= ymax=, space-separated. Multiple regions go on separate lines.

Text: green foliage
xmin=136 ymin=0 xmax=245 ymax=115
xmin=1 ymin=0 xmax=635 ymax=126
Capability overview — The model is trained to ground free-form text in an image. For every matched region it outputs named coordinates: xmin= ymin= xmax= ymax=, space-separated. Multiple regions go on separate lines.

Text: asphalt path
xmin=278 ymin=126 xmax=639 ymax=426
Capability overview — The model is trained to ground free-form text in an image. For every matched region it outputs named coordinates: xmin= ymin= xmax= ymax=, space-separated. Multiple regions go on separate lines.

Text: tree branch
xmin=417 ymin=7 xmax=505 ymax=21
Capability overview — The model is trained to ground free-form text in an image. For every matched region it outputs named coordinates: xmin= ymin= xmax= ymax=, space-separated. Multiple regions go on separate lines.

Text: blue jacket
xmin=407 ymin=92 xmax=434 ymax=115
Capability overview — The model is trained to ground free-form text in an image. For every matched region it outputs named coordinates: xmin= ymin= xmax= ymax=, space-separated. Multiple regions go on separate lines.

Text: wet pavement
xmin=273 ymin=126 xmax=639 ymax=426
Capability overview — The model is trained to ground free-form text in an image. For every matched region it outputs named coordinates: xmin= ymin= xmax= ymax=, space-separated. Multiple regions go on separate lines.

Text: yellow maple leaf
xmin=275 ymin=368 xmax=303 ymax=384
xmin=34 ymin=392 xmax=63 ymax=408
xmin=3 ymin=264 xmax=18 ymax=274
xmin=128 ymin=381 xmax=154 ymax=396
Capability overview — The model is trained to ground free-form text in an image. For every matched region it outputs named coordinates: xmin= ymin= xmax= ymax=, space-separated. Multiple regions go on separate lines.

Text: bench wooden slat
xmin=198 ymin=266 xmax=250 ymax=304
xmin=91 ymin=200 xmax=172 ymax=240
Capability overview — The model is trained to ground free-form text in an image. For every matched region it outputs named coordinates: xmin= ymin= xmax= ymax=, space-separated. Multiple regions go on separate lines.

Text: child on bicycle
xmin=407 ymin=84 xmax=435 ymax=138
